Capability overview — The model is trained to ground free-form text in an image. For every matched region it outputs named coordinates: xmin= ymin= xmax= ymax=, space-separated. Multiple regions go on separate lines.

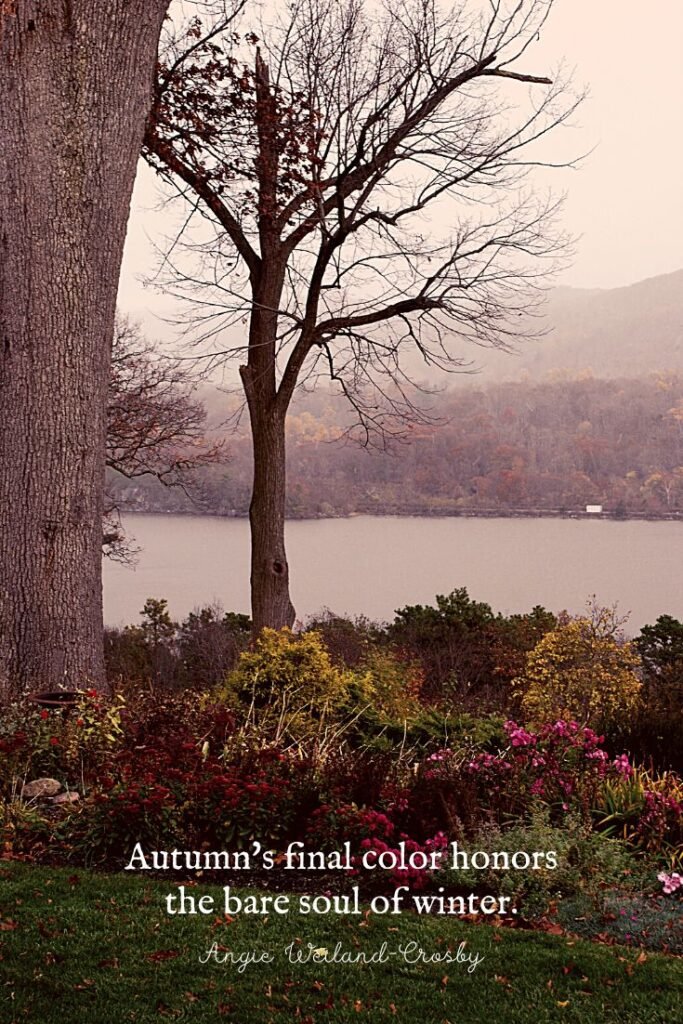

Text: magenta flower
xmin=613 ymin=754 xmax=633 ymax=778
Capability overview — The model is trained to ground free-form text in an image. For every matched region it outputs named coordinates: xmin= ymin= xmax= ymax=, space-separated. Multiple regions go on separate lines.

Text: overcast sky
xmin=118 ymin=0 xmax=683 ymax=329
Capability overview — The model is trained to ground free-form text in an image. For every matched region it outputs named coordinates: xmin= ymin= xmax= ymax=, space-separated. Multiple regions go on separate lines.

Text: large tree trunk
xmin=0 ymin=1 xmax=169 ymax=694
xmin=245 ymin=399 xmax=296 ymax=635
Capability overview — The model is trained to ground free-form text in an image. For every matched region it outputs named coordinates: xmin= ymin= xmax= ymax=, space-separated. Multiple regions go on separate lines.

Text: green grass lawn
xmin=1 ymin=864 xmax=681 ymax=1024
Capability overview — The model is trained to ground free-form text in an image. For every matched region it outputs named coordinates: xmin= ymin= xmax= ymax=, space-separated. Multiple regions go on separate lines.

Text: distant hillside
xmin=186 ymin=269 xmax=683 ymax=395
xmin=475 ymin=270 xmax=683 ymax=381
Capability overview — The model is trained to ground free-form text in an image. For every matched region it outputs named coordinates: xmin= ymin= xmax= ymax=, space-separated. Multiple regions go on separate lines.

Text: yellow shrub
xmin=219 ymin=628 xmax=351 ymax=743
xmin=348 ymin=647 xmax=423 ymax=723
xmin=515 ymin=613 xmax=642 ymax=728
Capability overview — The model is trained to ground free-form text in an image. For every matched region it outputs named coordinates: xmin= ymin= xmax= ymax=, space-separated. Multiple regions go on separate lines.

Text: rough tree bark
xmin=244 ymin=397 xmax=296 ymax=632
xmin=240 ymin=247 xmax=296 ymax=633
xmin=0 ymin=1 xmax=169 ymax=694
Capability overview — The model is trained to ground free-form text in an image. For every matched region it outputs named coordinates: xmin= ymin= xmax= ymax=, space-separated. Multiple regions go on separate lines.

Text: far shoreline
xmin=117 ymin=507 xmax=683 ymax=524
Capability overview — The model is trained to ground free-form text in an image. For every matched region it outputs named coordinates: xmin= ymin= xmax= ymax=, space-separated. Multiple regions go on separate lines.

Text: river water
xmin=102 ymin=514 xmax=682 ymax=633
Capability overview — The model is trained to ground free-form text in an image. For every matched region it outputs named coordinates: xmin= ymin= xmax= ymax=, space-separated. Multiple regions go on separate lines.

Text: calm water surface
xmin=103 ymin=514 xmax=682 ymax=632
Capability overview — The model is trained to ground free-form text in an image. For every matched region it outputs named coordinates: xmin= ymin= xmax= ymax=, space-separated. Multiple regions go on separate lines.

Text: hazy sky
xmin=118 ymin=0 xmax=683 ymax=328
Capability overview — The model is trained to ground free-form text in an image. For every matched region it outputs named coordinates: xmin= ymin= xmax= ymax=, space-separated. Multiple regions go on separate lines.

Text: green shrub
xmin=105 ymin=600 xmax=251 ymax=690
xmin=303 ymin=611 xmax=379 ymax=668
xmin=434 ymin=811 xmax=640 ymax=919
xmin=408 ymin=709 xmax=506 ymax=751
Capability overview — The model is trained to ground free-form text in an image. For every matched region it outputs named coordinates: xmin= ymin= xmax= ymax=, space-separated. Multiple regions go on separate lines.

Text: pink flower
xmin=552 ymin=720 xmax=579 ymax=738
xmin=504 ymin=721 xmax=535 ymax=747
xmin=657 ymin=871 xmax=683 ymax=895
xmin=613 ymin=754 xmax=633 ymax=778
xmin=425 ymin=832 xmax=448 ymax=851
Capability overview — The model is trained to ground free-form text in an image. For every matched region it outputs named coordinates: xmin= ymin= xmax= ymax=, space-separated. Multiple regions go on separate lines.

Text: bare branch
xmin=483 ymin=67 xmax=552 ymax=84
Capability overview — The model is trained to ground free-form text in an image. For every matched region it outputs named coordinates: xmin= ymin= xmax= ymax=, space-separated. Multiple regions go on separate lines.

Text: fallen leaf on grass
xmin=146 ymin=949 xmax=181 ymax=963
xmin=212 ymin=915 xmax=235 ymax=928
xmin=538 ymin=918 xmax=564 ymax=936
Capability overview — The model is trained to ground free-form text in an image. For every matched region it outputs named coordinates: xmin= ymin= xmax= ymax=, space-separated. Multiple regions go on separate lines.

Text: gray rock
xmin=21 ymin=778 xmax=62 ymax=800
xmin=50 ymin=791 xmax=79 ymax=805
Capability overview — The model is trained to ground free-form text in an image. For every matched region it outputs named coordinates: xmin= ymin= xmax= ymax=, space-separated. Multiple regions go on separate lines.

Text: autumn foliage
xmin=515 ymin=609 xmax=643 ymax=729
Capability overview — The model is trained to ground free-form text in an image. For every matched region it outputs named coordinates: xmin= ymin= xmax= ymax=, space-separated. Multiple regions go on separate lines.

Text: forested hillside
xmin=109 ymin=373 xmax=683 ymax=518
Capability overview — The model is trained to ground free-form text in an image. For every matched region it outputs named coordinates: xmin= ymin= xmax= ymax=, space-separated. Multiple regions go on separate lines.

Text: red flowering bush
xmin=305 ymin=803 xmax=451 ymax=892
xmin=0 ymin=701 xmax=72 ymax=790
xmin=0 ymin=689 xmax=129 ymax=798
xmin=188 ymin=745 xmax=319 ymax=849
xmin=306 ymin=802 xmax=396 ymax=853
xmin=0 ymin=722 xmax=32 ymax=798
xmin=67 ymin=737 xmax=320 ymax=864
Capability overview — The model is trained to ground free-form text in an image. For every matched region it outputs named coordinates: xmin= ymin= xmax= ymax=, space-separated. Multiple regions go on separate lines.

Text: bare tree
xmin=143 ymin=0 xmax=579 ymax=633
xmin=107 ymin=316 xmax=226 ymax=488
xmin=0 ymin=0 xmax=172 ymax=694
xmin=103 ymin=316 xmax=228 ymax=562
